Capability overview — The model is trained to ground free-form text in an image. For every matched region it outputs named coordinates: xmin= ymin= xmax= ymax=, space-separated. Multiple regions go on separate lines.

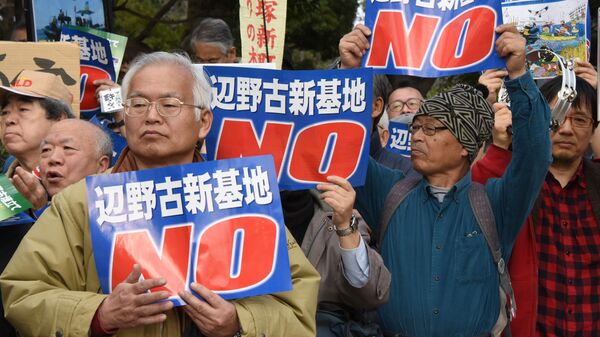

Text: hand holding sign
xmin=575 ymin=61 xmax=597 ymax=89
xmin=317 ymin=176 xmax=360 ymax=249
xmin=339 ymin=25 xmax=371 ymax=69
xmin=478 ymin=69 xmax=509 ymax=104
xmin=495 ymin=24 xmax=527 ymax=80
xmin=97 ymin=264 xmax=174 ymax=331
xmin=492 ymin=103 xmax=513 ymax=150
xmin=179 ymin=283 xmax=241 ymax=337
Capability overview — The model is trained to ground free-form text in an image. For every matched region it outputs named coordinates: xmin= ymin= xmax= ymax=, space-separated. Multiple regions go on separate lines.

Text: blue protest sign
xmin=204 ymin=66 xmax=373 ymax=190
xmin=87 ymin=155 xmax=291 ymax=306
xmin=363 ymin=0 xmax=505 ymax=77
xmin=0 ymin=212 xmax=35 ymax=227
xmin=386 ymin=121 xmax=412 ymax=157
xmin=60 ymin=27 xmax=115 ymax=119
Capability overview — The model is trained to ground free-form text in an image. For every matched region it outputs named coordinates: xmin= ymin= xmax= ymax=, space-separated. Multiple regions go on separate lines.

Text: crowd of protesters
xmin=0 ymin=13 xmax=598 ymax=337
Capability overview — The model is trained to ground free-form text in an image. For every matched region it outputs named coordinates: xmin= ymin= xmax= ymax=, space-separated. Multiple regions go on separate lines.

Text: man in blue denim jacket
xmin=340 ymin=24 xmax=552 ymax=336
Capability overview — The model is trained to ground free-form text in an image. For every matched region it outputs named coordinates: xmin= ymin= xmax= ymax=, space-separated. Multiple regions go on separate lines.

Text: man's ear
xmin=198 ymin=108 xmax=213 ymax=140
xmin=98 ymin=155 xmax=111 ymax=172
xmin=379 ymin=128 xmax=390 ymax=147
xmin=227 ymin=47 xmax=237 ymax=62
xmin=372 ymin=96 xmax=384 ymax=119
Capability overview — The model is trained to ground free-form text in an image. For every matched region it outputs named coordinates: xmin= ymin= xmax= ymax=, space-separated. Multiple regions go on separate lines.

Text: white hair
xmin=120 ymin=52 xmax=212 ymax=120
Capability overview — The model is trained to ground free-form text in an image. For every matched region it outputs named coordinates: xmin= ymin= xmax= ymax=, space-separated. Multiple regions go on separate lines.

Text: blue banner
xmin=60 ymin=27 xmax=116 ymax=119
xmin=386 ymin=121 xmax=412 ymax=157
xmin=363 ymin=0 xmax=505 ymax=77
xmin=204 ymin=66 xmax=373 ymax=190
xmin=0 ymin=212 xmax=35 ymax=227
xmin=87 ymin=155 xmax=292 ymax=306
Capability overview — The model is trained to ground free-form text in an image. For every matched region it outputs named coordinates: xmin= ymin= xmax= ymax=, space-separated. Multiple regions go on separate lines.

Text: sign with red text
xmin=61 ymin=26 xmax=115 ymax=119
xmin=363 ymin=0 xmax=505 ymax=77
xmin=0 ymin=42 xmax=80 ymax=116
xmin=240 ymin=0 xmax=287 ymax=69
xmin=204 ymin=66 xmax=372 ymax=190
xmin=87 ymin=155 xmax=292 ymax=306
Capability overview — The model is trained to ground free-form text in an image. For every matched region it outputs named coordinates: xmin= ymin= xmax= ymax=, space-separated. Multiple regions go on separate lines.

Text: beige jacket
xmin=0 ymin=180 xmax=320 ymax=337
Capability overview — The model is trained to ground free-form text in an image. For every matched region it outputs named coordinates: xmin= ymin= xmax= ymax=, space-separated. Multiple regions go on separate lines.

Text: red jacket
xmin=473 ymin=149 xmax=600 ymax=337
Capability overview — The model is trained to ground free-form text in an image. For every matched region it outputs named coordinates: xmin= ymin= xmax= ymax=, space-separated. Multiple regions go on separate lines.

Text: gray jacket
xmin=300 ymin=192 xmax=391 ymax=310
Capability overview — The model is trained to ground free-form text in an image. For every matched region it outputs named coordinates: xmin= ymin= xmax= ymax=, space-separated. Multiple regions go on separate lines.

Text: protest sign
xmin=87 ymin=155 xmax=291 ymax=305
xmin=501 ymin=0 xmax=589 ymax=79
xmin=0 ymin=175 xmax=32 ymax=225
xmin=240 ymin=0 xmax=287 ymax=69
xmin=363 ymin=0 xmax=505 ymax=77
xmin=0 ymin=41 xmax=80 ymax=116
xmin=204 ymin=66 xmax=372 ymax=190
xmin=65 ymin=25 xmax=128 ymax=80
xmin=61 ymin=26 xmax=116 ymax=119
xmin=386 ymin=120 xmax=412 ymax=157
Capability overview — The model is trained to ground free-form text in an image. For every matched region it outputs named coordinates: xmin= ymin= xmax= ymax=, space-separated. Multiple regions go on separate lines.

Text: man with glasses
xmin=386 ymin=85 xmax=424 ymax=119
xmin=472 ymin=75 xmax=600 ymax=337
xmin=1 ymin=52 xmax=320 ymax=337
xmin=348 ymin=24 xmax=552 ymax=336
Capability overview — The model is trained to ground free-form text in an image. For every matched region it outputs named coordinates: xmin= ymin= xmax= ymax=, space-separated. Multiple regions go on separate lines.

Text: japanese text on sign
xmin=94 ymin=165 xmax=273 ymax=225
xmin=240 ymin=0 xmax=287 ymax=69
xmin=204 ymin=66 xmax=373 ymax=190
xmin=363 ymin=0 xmax=505 ymax=77
xmin=88 ymin=155 xmax=291 ymax=305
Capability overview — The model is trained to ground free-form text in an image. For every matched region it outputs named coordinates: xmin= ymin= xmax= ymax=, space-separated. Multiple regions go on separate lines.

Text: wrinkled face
xmin=549 ymin=98 xmax=594 ymax=165
xmin=40 ymin=120 xmax=107 ymax=195
xmin=387 ymin=87 xmax=424 ymax=120
xmin=0 ymin=96 xmax=55 ymax=159
xmin=124 ymin=63 xmax=211 ymax=169
xmin=194 ymin=42 xmax=236 ymax=64
xmin=410 ymin=115 xmax=468 ymax=177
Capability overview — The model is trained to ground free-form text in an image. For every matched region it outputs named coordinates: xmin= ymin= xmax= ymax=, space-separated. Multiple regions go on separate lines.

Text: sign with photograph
xmin=501 ymin=0 xmax=589 ymax=79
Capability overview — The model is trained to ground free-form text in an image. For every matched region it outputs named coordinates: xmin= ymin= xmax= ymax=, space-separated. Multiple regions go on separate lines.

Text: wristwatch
xmin=233 ymin=331 xmax=242 ymax=337
xmin=334 ymin=214 xmax=358 ymax=237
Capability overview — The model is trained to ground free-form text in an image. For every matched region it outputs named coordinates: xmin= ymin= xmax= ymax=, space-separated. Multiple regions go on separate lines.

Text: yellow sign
xmin=239 ymin=0 xmax=287 ymax=69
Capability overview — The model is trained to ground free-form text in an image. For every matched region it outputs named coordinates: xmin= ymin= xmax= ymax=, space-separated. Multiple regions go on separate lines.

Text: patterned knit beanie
xmin=415 ymin=84 xmax=494 ymax=162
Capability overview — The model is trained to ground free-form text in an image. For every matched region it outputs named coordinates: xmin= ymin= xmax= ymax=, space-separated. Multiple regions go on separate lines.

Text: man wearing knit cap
xmin=348 ymin=24 xmax=552 ymax=336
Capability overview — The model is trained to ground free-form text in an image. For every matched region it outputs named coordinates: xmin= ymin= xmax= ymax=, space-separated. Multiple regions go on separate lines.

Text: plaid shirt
xmin=536 ymin=162 xmax=600 ymax=336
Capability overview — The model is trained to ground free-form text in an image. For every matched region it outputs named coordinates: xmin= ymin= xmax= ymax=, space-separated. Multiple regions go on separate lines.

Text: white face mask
xmin=390 ymin=112 xmax=416 ymax=125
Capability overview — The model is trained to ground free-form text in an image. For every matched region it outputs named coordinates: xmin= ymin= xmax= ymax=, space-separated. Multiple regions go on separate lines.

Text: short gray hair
xmin=120 ymin=52 xmax=212 ymax=121
xmin=91 ymin=124 xmax=113 ymax=160
xmin=188 ymin=18 xmax=234 ymax=55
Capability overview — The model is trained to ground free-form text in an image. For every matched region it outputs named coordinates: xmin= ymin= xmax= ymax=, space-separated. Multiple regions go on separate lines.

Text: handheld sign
xmin=0 ymin=175 xmax=33 ymax=226
xmin=87 ymin=155 xmax=292 ymax=306
xmin=204 ymin=66 xmax=373 ymax=190
xmin=60 ymin=26 xmax=116 ymax=119
xmin=386 ymin=120 xmax=412 ymax=157
xmin=363 ymin=0 xmax=505 ymax=77
xmin=501 ymin=0 xmax=589 ymax=79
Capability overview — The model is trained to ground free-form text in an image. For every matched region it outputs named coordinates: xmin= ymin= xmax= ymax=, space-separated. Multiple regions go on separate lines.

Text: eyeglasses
xmin=387 ymin=98 xmax=423 ymax=113
xmin=409 ymin=123 xmax=448 ymax=136
xmin=552 ymin=114 xmax=594 ymax=130
xmin=123 ymin=97 xmax=202 ymax=117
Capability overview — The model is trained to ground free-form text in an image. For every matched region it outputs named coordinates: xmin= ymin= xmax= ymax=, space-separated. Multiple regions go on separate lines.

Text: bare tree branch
xmin=116 ymin=7 xmax=187 ymax=25
xmin=136 ymin=0 xmax=180 ymax=41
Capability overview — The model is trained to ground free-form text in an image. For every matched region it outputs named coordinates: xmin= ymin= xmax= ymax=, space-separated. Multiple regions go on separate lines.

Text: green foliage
xmin=286 ymin=0 xmax=358 ymax=68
